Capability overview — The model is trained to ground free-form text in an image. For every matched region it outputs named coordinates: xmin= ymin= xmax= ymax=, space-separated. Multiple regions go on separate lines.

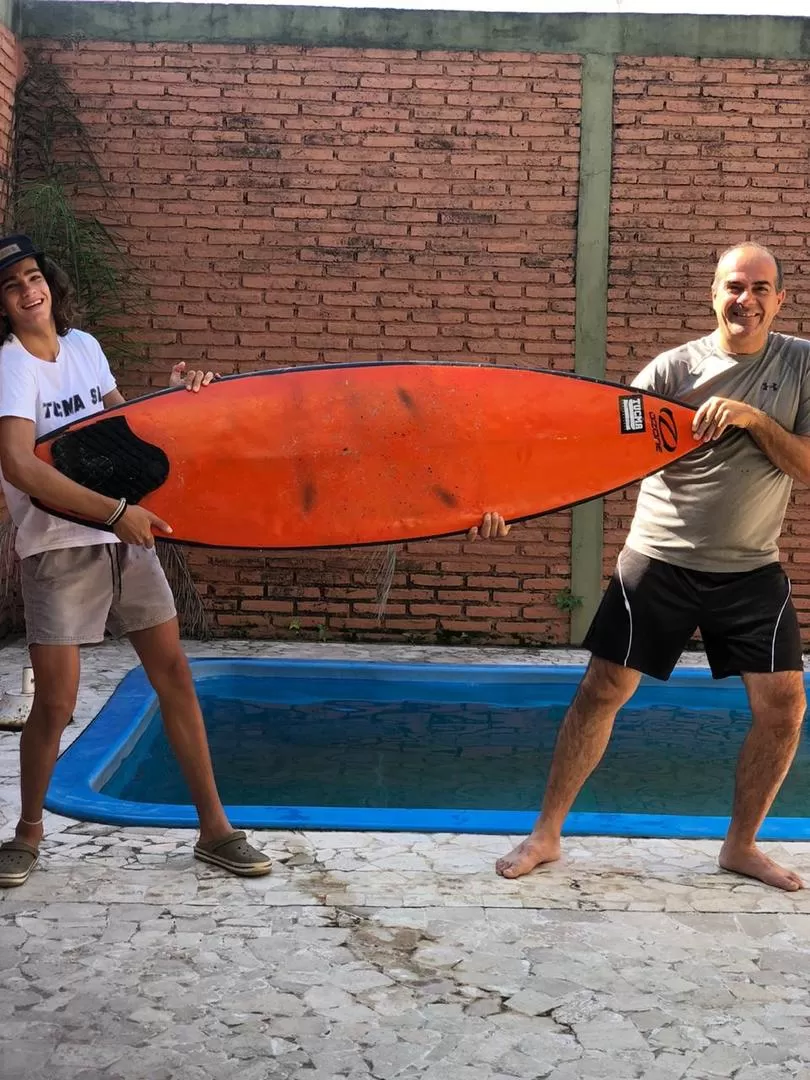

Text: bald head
xmin=710 ymin=243 xmax=785 ymax=355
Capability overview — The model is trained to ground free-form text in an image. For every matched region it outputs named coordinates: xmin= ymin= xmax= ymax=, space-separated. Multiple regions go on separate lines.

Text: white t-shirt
xmin=0 ymin=328 xmax=119 ymax=558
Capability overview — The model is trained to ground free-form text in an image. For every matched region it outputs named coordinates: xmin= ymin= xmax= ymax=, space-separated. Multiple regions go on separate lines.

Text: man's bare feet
xmin=719 ymin=841 xmax=804 ymax=892
xmin=495 ymin=833 xmax=561 ymax=879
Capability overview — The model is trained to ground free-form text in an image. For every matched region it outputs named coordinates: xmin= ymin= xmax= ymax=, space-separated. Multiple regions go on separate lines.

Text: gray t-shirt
xmin=626 ymin=331 xmax=810 ymax=572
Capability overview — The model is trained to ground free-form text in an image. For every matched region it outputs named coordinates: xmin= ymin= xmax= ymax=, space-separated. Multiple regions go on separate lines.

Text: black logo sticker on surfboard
xmin=657 ymin=407 xmax=678 ymax=452
xmin=50 ymin=416 xmax=169 ymax=503
xmin=618 ymin=395 xmax=646 ymax=434
xmin=649 ymin=407 xmax=679 ymax=454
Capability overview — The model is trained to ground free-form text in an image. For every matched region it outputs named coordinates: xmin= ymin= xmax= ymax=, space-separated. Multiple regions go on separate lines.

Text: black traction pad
xmin=49 ymin=415 xmax=170 ymax=503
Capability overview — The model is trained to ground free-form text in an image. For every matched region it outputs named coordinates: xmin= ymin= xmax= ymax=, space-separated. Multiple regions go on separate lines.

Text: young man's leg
xmin=719 ymin=669 xmax=805 ymax=892
xmin=126 ymin=618 xmax=229 ymax=838
xmin=127 ymin=618 xmax=271 ymax=876
xmin=111 ymin=543 xmax=270 ymax=875
xmin=0 ymin=644 xmax=79 ymax=887
xmin=496 ymin=656 xmax=639 ymax=878
xmin=1 ymin=545 xmax=94 ymax=888
xmin=17 ymin=644 xmax=80 ymax=841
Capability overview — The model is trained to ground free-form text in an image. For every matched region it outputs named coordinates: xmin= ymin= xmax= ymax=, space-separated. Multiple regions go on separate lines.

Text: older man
xmin=497 ymin=242 xmax=809 ymax=891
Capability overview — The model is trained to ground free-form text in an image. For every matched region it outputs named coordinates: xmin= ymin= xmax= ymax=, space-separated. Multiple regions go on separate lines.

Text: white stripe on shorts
xmin=770 ymin=575 xmax=792 ymax=673
xmin=617 ymin=549 xmax=633 ymax=668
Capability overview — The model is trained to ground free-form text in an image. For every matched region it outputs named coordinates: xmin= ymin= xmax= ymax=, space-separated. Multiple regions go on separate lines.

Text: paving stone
xmin=640 ymin=1051 xmax=698 ymax=1079
xmin=411 ymin=944 xmax=464 ymax=968
xmin=573 ymin=1012 xmax=648 ymax=1052
xmin=331 ymin=965 xmax=395 ymax=992
xmin=420 ymin=1067 xmax=496 ymax=1080
xmin=2 ymin=640 xmax=810 ymax=1080
xmin=465 ymin=997 xmax=502 ymax=1018
xmin=690 ymin=1043 xmax=754 ymax=1075
xmin=736 ymin=1067 xmax=807 ymax=1080
xmin=45 ymin=1042 xmax=127 ymax=1071
xmin=504 ymin=984 xmax=579 ymax=1017
xmin=366 ymin=1041 xmax=434 ymax=1078
xmin=0 ymin=1044 xmax=55 ymax=1079
xmin=545 ymin=1054 xmax=642 ymax=1079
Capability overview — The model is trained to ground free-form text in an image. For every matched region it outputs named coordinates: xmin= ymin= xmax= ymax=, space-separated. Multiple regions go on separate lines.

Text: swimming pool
xmin=45 ymin=659 xmax=810 ymax=839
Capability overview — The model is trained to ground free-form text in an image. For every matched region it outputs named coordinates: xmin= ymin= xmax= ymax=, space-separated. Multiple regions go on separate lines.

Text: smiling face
xmin=0 ymin=256 xmax=53 ymax=335
xmin=711 ymin=245 xmax=785 ymax=355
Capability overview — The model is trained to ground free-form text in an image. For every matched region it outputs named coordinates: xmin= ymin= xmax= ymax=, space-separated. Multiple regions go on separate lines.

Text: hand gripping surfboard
xmin=33 ymin=362 xmax=699 ymax=549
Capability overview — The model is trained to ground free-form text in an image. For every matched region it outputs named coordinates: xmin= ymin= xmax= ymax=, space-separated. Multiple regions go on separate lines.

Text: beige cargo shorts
xmin=20 ymin=543 xmax=177 ymax=646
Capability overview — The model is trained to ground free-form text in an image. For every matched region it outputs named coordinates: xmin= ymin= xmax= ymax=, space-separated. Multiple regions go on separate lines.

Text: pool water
xmin=46 ymin=660 xmax=810 ymax=838
xmin=106 ymin=693 xmax=797 ymax=817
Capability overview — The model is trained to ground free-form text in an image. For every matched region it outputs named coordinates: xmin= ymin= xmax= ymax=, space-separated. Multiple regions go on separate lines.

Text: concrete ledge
xmin=20 ymin=3 xmax=810 ymax=58
xmin=0 ymin=0 xmax=18 ymax=36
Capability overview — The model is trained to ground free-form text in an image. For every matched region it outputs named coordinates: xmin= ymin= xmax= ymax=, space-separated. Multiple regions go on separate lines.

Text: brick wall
xmin=29 ymin=41 xmax=582 ymax=643
xmin=0 ymin=25 xmax=15 ymax=190
xmin=10 ymin=37 xmax=810 ymax=645
xmin=0 ymin=23 xmax=19 ymax=641
xmin=604 ymin=56 xmax=810 ymax=626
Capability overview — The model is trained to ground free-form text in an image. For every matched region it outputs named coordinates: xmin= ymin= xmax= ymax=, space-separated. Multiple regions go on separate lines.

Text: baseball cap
xmin=0 ymin=234 xmax=43 ymax=275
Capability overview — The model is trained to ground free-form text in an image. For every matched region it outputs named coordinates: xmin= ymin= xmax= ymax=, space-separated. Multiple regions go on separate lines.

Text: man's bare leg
xmin=14 ymin=644 xmax=80 ymax=849
xmin=719 ymin=669 xmax=805 ymax=892
xmin=496 ymin=657 xmax=640 ymax=878
xmin=128 ymin=620 xmax=233 ymax=843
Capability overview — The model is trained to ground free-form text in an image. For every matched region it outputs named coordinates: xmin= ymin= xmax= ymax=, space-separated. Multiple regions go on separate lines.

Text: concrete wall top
xmin=20 ymin=2 xmax=810 ymax=59
xmin=1 ymin=0 xmax=17 ymax=34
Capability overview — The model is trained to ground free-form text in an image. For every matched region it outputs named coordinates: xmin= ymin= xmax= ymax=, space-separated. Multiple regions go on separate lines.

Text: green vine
xmin=0 ymin=53 xmax=209 ymax=640
xmin=5 ymin=51 xmax=141 ymax=367
xmin=554 ymin=587 xmax=584 ymax=613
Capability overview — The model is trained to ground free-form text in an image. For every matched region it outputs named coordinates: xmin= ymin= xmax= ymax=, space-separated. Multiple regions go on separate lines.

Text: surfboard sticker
xmin=34 ymin=362 xmax=700 ymax=549
xmin=618 ymin=395 xmax=646 ymax=435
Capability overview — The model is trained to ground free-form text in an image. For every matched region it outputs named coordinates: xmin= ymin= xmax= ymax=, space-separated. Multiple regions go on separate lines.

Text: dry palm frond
xmin=0 ymin=518 xmax=22 ymax=635
xmin=156 ymin=542 xmax=211 ymax=640
xmin=360 ymin=543 xmax=400 ymax=621
xmin=0 ymin=517 xmax=17 ymax=596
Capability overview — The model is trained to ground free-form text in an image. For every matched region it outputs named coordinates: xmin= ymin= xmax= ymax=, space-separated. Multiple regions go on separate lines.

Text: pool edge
xmin=45 ymin=659 xmax=810 ymax=841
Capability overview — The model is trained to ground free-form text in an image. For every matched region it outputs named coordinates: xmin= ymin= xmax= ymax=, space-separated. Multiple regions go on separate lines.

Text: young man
xmin=0 ymin=234 xmax=272 ymax=887
xmin=497 ymin=242 xmax=810 ymax=892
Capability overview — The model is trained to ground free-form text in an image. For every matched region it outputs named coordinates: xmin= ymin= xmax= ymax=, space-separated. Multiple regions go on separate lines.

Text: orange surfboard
xmin=34 ymin=363 xmax=699 ymax=549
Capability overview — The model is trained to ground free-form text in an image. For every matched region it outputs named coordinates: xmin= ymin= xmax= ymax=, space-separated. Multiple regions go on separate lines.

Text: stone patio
xmin=1 ymin=638 xmax=809 ymax=1080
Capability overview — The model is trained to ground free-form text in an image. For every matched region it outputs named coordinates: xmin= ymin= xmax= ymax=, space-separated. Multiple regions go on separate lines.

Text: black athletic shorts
xmin=583 ymin=547 xmax=803 ymax=681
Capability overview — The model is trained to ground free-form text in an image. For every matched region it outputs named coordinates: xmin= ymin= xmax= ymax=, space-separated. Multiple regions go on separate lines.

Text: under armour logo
xmin=761 ymin=382 xmax=778 ymax=391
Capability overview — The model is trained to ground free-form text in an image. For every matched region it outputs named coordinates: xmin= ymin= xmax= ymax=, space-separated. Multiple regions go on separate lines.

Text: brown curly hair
xmin=0 ymin=255 xmax=79 ymax=343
